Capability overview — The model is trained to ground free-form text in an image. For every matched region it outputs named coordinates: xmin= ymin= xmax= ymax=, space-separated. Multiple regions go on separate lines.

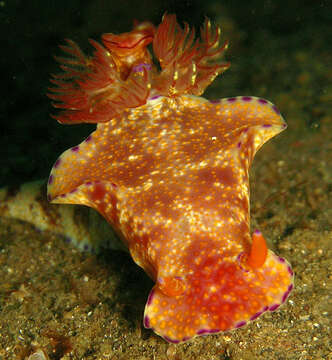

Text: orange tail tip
xmin=247 ymin=230 xmax=268 ymax=269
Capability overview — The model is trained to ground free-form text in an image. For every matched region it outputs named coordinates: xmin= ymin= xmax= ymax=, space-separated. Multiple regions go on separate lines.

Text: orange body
xmin=48 ymin=14 xmax=293 ymax=343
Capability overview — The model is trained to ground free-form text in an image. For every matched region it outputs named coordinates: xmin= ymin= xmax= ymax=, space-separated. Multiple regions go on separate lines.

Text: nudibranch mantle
xmin=47 ymin=14 xmax=293 ymax=343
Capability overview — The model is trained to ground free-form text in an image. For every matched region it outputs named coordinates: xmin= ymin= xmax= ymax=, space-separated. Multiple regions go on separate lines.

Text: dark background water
xmin=0 ymin=2 xmax=331 ymax=358
xmin=0 ymin=0 xmax=330 ymax=187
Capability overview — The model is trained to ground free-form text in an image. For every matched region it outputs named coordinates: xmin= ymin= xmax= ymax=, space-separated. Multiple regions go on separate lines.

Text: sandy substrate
xmin=0 ymin=118 xmax=331 ymax=359
xmin=1 ymin=1 xmax=331 ymax=359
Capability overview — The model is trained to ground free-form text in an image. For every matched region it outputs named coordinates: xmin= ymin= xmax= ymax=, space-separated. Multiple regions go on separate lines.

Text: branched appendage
xmin=48 ymin=22 xmax=155 ymax=124
xmin=101 ymin=21 xmax=155 ymax=79
xmin=152 ymin=14 xmax=230 ymax=97
xmin=48 ymin=14 xmax=229 ymax=124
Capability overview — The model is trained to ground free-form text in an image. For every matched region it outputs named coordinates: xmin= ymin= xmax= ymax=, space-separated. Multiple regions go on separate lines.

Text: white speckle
xmin=128 ymin=155 xmax=139 ymax=161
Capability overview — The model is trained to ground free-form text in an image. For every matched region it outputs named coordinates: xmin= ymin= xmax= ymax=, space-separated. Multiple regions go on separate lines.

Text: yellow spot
xmin=160 ymin=321 xmax=166 ymax=329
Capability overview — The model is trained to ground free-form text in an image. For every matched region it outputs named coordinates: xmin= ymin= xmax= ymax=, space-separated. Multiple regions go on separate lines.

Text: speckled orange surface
xmin=0 ymin=1 xmax=331 ymax=359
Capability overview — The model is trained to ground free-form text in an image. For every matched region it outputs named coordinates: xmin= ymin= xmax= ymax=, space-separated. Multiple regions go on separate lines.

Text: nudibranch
xmin=47 ymin=14 xmax=293 ymax=343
